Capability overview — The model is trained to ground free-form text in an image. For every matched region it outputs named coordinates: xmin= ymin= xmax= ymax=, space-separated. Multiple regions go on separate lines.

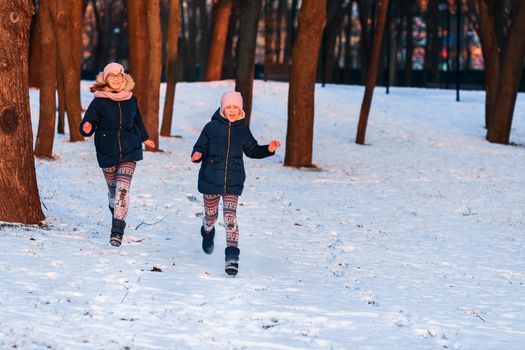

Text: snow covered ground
xmin=1 ymin=80 xmax=524 ymax=349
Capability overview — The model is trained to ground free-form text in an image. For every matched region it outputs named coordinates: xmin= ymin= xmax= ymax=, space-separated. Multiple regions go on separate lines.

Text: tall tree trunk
xmin=424 ymin=0 xmax=440 ymax=85
xmin=53 ymin=0 xmax=84 ymax=141
xmin=235 ymin=0 xmax=262 ymax=125
xmin=486 ymin=1 xmax=525 ymax=144
xmin=323 ymin=0 xmax=344 ymax=84
xmin=477 ymin=0 xmax=500 ymax=129
xmin=343 ymin=0 xmax=354 ymax=83
xmin=205 ymin=0 xmax=233 ymax=81
xmin=275 ymin=0 xmax=286 ymax=64
xmin=178 ymin=0 xmax=187 ymax=80
xmin=198 ymin=0 xmax=210 ymax=77
xmin=127 ymin=0 xmax=148 ymax=115
xmin=35 ymin=0 xmax=57 ymax=158
xmin=223 ymin=0 xmax=240 ymax=79
xmin=28 ymin=5 xmax=41 ymax=88
xmin=0 ymin=0 xmax=45 ymax=224
xmin=388 ymin=2 xmax=398 ymax=86
xmin=145 ymin=0 xmax=161 ymax=151
xmin=284 ymin=0 xmax=326 ymax=167
xmin=72 ymin=0 xmax=83 ymax=99
xmin=186 ymin=3 xmax=197 ymax=81
xmin=357 ymin=0 xmax=372 ymax=82
xmin=56 ymin=62 xmax=65 ymax=134
xmin=160 ymin=0 xmax=181 ymax=137
xmin=356 ymin=0 xmax=389 ymax=145
xmin=263 ymin=0 xmax=273 ymax=79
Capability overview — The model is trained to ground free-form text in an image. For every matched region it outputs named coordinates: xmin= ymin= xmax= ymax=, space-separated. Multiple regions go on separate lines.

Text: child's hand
xmin=82 ymin=121 xmax=92 ymax=134
xmin=191 ymin=152 xmax=202 ymax=162
xmin=268 ymin=140 xmax=281 ymax=152
xmin=144 ymin=139 xmax=155 ymax=149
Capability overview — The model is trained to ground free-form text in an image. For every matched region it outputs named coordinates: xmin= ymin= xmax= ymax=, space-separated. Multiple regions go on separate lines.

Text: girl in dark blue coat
xmin=191 ymin=91 xmax=281 ymax=275
xmin=79 ymin=63 xmax=155 ymax=247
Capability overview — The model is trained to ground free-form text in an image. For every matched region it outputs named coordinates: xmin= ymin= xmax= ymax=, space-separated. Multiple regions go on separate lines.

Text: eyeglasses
xmin=107 ymin=73 xmax=124 ymax=80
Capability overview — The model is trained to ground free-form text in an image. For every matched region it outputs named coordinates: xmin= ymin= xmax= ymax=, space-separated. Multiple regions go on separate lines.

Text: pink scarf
xmin=94 ymin=90 xmax=133 ymax=101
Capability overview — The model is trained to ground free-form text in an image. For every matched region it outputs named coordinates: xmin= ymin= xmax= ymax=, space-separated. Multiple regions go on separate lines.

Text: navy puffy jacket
xmin=192 ymin=108 xmax=274 ymax=195
xmin=79 ymin=96 xmax=149 ymax=168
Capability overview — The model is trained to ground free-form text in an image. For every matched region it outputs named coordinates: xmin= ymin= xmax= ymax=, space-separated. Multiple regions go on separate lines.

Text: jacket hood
xmin=89 ymin=72 xmax=135 ymax=93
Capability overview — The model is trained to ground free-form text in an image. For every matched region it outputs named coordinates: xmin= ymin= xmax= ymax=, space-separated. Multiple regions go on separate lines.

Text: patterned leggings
xmin=102 ymin=161 xmax=137 ymax=222
xmin=203 ymin=194 xmax=239 ymax=247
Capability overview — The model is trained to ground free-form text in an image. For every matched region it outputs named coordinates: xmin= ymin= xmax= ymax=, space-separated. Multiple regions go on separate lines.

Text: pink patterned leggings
xmin=203 ymin=194 xmax=239 ymax=247
xmin=102 ymin=161 xmax=136 ymax=222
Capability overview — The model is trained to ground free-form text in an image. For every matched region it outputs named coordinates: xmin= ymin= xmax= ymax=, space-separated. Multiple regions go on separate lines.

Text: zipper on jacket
xmin=118 ymin=101 xmax=123 ymax=162
xmin=224 ymin=122 xmax=231 ymax=194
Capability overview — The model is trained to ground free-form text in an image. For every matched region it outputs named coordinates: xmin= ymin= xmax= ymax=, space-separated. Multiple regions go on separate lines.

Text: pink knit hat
xmin=103 ymin=62 xmax=125 ymax=81
xmin=220 ymin=91 xmax=243 ymax=112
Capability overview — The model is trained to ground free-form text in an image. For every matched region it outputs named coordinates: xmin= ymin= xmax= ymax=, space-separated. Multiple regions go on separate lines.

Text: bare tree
xmin=127 ymin=0 xmax=148 ymax=114
xmin=161 ymin=0 xmax=181 ymax=137
xmin=285 ymin=0 xmax=326 ymax=167
xmin=144 ymin=0 xmax=162 ymax=150
xmin=52 ymin=0 xmax=84 ymax=141
xmin=323 ymin=0 xmax=345 ymax=84
xmin=235 ymin=0 xmax=262 ymax=125
xmin=482 ymin=0 xmax=525 ymax=144
xmin=204 ymin=0 xmax=233 ymax=81
xmin=0 ymin=0 xmax=45 ymax=224
xmin=34 ymin=0 xmax=58 ymax=158
xmin=356 ymin=0 xmax=389 ymax=145
xmin=28 ymin=3 xmax=41 ymax=88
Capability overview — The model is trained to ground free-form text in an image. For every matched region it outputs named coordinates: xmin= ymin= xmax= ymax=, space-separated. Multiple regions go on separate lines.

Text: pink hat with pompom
xmin=220 ymin=91 xmax=243 ymax=112
xmin=103 ymin=62 xmax=125 ymax=81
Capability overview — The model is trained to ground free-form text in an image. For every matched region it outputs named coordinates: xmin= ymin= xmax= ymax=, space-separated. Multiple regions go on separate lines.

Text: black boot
xmin=110 ymin=218 xmax=126 ymax=247
xmin=201 ymin=226 xmax=215 ymax=254
xmin=225 ymin=247 xmax=240 ymax=276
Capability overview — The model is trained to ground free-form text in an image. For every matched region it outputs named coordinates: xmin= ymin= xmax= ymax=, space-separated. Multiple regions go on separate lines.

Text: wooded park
xmin=1 ymin=0 xmax=524 ymax=225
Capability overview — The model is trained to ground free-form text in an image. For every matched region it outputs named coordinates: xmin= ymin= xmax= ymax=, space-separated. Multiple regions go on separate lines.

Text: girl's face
xmin=223 ymin=105 xmax=241 ymax=122
xmin=106 ymin=71 xmax=124 ymax=91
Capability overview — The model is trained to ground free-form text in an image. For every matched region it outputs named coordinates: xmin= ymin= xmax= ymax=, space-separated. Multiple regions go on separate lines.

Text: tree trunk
xmin=235 ymin=0 xmax=262 ymax=125
xmin=160 ymin=0 xmax=181 ymax=137
xmin=127 ymin=0 xmax=148 ymax=115
xmin=56 ymin=62 xmax=65 ymax=134
xmin=323 ymin=0 xmax=344 ymax=84
xmin=53 ymin=0 xmax=84 ymax=141
xmin=28 ymin=5 xmax=41 ymax=88
xmin=35 ymin=0 xmax=57 ymax=159
xmin=477 ymin=0 xmax=500 ymax=129
xmin=486 ymin=1 xmax=525 ymax=144
xmin=424 ymin=0 xmax=440 ymax=84
xmin=145 ymin=0 xmax=161 ymax=151
xmin=71 ymin=0 xmax=83 ymax=99
xmin=357 ymin=0 xmax=372 ymax=82
xmin=284 ymin=0 xmax=326 ymax=167
xmin=223 ymin=0 xmax=240 ymax=79
xmin=263 ymin=0 xmax=273 ymax=79
xmin=275 ymin=0 xmax=286 ymax=64
xmin=343 ymin=0 xmax=354 ymax=83
xmin=0 ymin=0 xmax=45 ymax=224
xmin=198 ymin=0 xmax=210 ymax=77
xmin=204 ymin=0 xmax=233 ymax=81
xmin=388 ymin=2 xmax=398 ymax=86
xmin=356 ymin=0 xmax=389 ymax=145
xmin=187 ymin=3 xmax=197 ymax=81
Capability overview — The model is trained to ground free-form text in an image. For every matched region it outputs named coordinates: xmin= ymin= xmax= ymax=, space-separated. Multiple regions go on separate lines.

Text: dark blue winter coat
xmin=192 ymin=109 xmax=275 ymax=195
xmin=79 ymin=96 xmax=149 ymax=168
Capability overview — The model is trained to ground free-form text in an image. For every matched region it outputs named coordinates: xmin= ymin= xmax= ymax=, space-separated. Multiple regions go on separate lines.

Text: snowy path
xmin=0 ymin=81 xmax=524 ymax=349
